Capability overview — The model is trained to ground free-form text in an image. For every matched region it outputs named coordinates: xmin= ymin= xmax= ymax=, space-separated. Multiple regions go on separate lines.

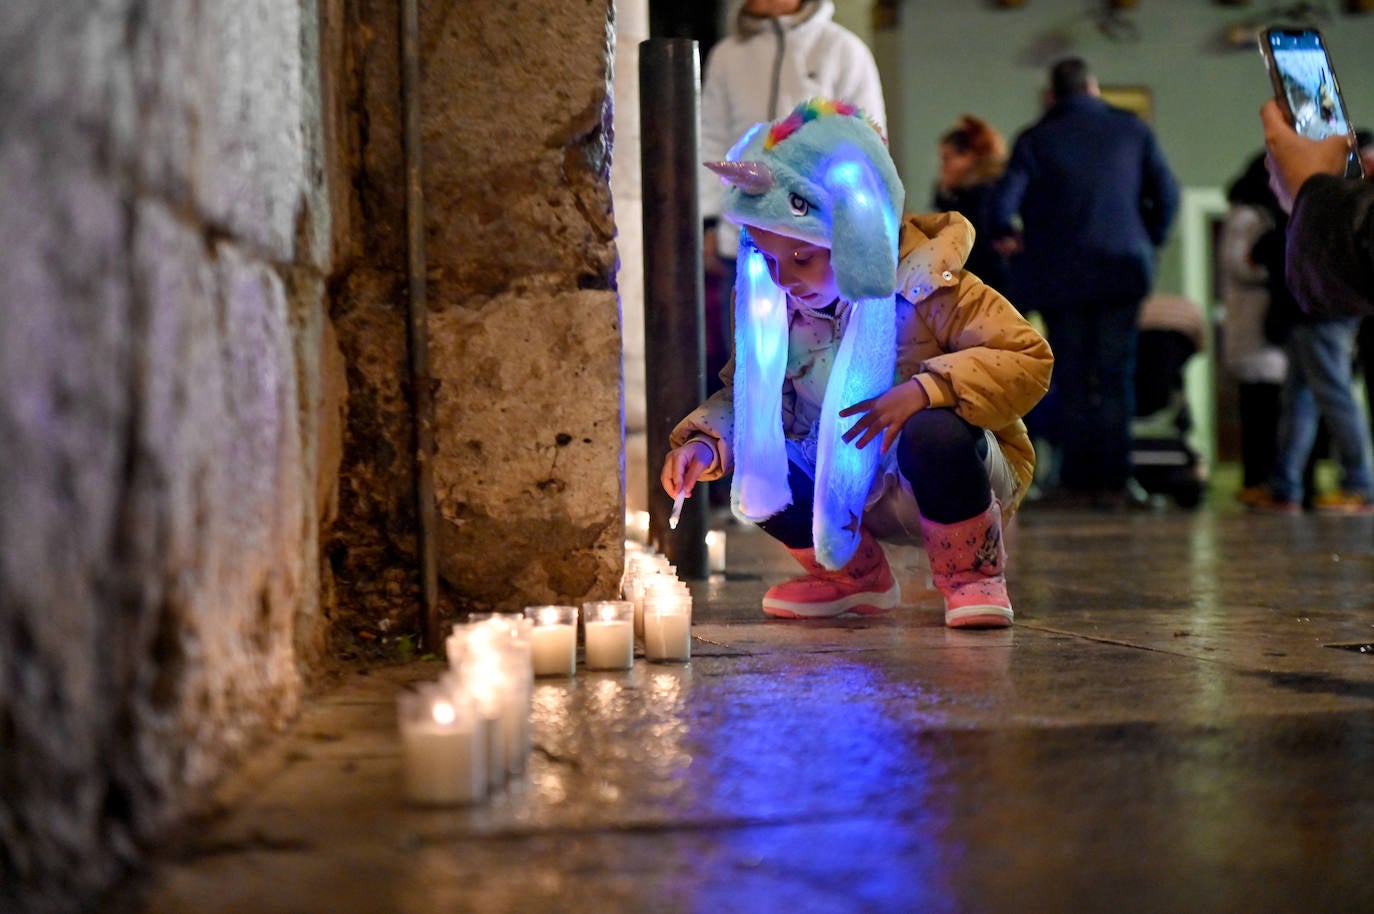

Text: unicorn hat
xmin=709 ymin=98 xmax=904 ymax=300
xmin=707 ymin=99 xmax=905 ymax=570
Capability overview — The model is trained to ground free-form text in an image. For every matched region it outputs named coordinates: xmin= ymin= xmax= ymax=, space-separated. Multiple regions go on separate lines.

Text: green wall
xmin=866 ymin=2 xmax=1374 ymax=468
xmin=873 ymin=1 xmax=1374 ymax=295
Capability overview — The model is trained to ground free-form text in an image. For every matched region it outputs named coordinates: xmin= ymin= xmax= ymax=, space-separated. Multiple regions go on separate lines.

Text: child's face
xmin=747 ymin=226 xmax=841 ymax=308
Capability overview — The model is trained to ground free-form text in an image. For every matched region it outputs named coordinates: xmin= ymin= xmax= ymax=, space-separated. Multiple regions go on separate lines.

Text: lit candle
xmin=627 ymin=509 xmax=651 ymax=544
xmin=582 ymin=600 xmax=634 ymax=671
xmin=448 ymin=620 xmax=531 ymax=785
xmin=706 ymin=530 xmax=726 ymax=575
xmin=524 ymin=605 xmax=578 ymax=677
xmin=642 ymin=580 xmax=692 ymax=663
xmin=398 ymin=686 xmax=485 ymax=805
xmin=622 ymin=552 xmax=659 ymax=641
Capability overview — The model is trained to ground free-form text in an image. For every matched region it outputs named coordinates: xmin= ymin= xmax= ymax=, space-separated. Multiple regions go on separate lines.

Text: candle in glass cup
xmin=448 ymin=627 xmax=516 ymax=787
xmin=524 ymin=604 xmax=578 ymax=677
xmin=398 ymin=686 xmax=485 ymax=805
xmin=642 ymin=580 xmax=692 ymax=662
xmin=706 ymin=530 xmax=727 ymax=575
xmin=622 ymin=551 xmax=658 ymax=640
xmin=582 ymin=600 xmax=634 ymax=670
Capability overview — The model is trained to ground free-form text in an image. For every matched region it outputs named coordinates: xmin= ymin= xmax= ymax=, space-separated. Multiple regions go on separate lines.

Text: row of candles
xmin=397 ymin=538 xmax=699 ymax=806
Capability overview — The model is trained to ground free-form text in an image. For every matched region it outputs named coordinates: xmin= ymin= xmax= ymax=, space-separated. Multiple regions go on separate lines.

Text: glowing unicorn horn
xmin=706 ymin=160 xmax=773 ymax=194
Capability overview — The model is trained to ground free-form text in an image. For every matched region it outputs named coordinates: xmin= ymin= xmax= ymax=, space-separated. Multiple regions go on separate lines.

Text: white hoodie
xmin=699 ymin=0 xmax=888 ymax=256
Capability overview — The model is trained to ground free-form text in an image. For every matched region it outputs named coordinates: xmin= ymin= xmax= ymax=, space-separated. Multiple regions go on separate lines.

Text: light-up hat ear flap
xmin=811 ymin=293 xmax=896 ymax=569
xmin=810 ymin=147 xmax=899 ymax=570
xmin=730 ymin=232 xmax=792 ymax=524
xmin=821 ymin=146 xmax=900 ymax=302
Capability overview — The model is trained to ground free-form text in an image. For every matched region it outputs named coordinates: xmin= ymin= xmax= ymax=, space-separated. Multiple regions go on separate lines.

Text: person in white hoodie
xmin=699 ymin=0 xmax=887 ymax=391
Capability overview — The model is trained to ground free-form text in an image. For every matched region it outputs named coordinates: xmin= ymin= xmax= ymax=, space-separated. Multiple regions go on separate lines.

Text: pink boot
xmin=920 ymin=501 xmax=1013 ymax=629
xmin=762 ymin=528 xmax=900 ymax=618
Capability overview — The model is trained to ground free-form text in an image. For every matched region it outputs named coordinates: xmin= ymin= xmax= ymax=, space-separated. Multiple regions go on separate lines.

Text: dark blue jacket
xmin=990 ymin=94 xmax=1179 ymax=312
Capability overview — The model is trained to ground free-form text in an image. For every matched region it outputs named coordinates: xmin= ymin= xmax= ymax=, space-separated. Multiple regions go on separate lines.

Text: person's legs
xmin=1291 ymin=318 xmax=1374 ymax=500
xmin=756 ymin=457 xmax=899 ymax=618
xmin=1092 ymin=299 xmax=1142 ymax=494
xmin=894 ymin=407 xmax=991 ymax=522
xmin=1269 ymin=336 xmax=1320 ymax=505
xmin=1357 ymin=316 xmax=1374 ymax=433
xmin=1238 ymin=381 xmax=1281 ymax=491
xmin=898 ymin=409 xmax=1011 ymax=629
xmin=1041 ymin=307 xmax=1094 ymax=493
xmin=755 ymin=458 xmax=816 ymax=548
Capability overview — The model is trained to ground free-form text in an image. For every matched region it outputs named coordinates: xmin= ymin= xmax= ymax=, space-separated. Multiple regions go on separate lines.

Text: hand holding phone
xmin=1258 ymin=26 xmax=1363 ymax=179
xmin=1261 ymin=99 xmax=1352 ymax=211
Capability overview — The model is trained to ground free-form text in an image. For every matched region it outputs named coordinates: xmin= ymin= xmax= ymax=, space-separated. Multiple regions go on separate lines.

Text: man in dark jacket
xmin=991 ymin=57 xmax=1180 ymax=509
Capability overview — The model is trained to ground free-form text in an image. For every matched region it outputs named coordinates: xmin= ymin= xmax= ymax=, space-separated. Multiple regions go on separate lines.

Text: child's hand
xmin=660 ymin=440 xmax=714 ymax=498
xmin=839 ymin=380 xmax=930 ymax=454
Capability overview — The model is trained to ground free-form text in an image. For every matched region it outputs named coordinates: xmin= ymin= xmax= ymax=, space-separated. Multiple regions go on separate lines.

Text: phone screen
xmin=1262 ymin=27 xmax=1362 ymax=177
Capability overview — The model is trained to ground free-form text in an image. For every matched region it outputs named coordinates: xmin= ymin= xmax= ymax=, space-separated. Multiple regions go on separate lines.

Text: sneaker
xmin=762 ymin=570 xmax=901 ymax=618
xmin=762 ymin=531 xmax=901 ymax=618
xmin=1248 ymin=490 xmax=1302 ymax=515
xmin=1312 ymin=491 xmax=1374 ymax=515
xmin=1236 ymin=485 xmax=1268 ymax=507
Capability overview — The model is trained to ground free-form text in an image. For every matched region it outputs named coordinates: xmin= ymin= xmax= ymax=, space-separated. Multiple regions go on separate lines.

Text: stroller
xmin=1131 ymin=295 xmax=1208 ymax=509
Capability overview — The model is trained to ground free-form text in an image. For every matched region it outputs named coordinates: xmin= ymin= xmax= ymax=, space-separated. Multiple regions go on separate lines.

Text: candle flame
xmin=431 ymin=699 xmax=456 ymax=725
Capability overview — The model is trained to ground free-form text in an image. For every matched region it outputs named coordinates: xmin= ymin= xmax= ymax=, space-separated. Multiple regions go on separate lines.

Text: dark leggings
xmin=758 ymin=408 xmax=993 ymax=549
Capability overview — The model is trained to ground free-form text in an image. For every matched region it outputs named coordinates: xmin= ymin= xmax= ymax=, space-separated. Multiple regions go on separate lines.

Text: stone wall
xmin=329 ymin=0 xmax=624 ymax=637
xmin=0 ymin=1 xmax=339 ymax=911
xmin=1 ymin=0 xmax=626 ymax=906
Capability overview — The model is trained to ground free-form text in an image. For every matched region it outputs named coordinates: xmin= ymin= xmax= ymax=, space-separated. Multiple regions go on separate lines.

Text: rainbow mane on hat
xmin=764 ymin=98 xmax=884 ymax=149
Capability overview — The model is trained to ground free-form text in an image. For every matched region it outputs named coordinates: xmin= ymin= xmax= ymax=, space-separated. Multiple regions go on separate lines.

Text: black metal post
xmin=639 ymin=38 xmax=709 ymax=580
xmin=400 ymin=0 xmax=440 ymax=650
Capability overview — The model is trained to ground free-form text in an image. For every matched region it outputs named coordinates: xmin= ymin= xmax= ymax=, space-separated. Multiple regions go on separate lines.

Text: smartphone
xmin=1258 ymin=26 xmax=1364 ymax=179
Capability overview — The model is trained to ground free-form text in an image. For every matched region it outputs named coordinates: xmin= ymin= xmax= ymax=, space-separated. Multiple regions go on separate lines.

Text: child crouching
xmin=661 ymin=99 xmax=1052 ymax=627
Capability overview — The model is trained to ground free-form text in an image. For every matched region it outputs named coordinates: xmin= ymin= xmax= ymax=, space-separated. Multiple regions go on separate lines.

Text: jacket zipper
xmin=767 ymin=18 xmax=784 ymax=119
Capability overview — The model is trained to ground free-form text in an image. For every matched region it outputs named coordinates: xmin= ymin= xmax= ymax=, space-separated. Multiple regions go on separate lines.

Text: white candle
xmin=479 ymin=711 xmax=505 ymax=788
xmin=398 ymin=689 xmax=485 ymax=805
xmin=582 ymin=601 xmax=634 ymax=670
xmin=706 ymin=530 xmax=726 ymax=574
xmin=448 ymin=629 xmax=519 ymax=786
xmin=644 ymin=611 xmax=691 ymax=662
xmin=529 ymin=623 xmax=576 ymax=676
xmin=627 ymin=509 xmax=651 ymax=544
xmin=524 ymin=605 xmax=578 ymax=677
xmin=643 ymin=584 xmax=692 ymax=662
xmin=626 ymin=575 xmax=648 ymax=641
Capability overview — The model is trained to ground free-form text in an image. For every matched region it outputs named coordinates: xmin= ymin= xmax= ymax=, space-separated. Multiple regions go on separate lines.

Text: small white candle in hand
xmin=668 ymin=490 xmax=685 ymax=530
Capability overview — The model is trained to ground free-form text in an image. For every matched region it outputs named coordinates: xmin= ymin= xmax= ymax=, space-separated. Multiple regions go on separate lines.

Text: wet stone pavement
xmin=127 ymin=506 xmax=1374 ymax=914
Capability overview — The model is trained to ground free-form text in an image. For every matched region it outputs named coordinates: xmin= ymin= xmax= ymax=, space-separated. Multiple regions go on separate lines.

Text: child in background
xmin=660 ymin=100 xmax=1053 ymax=628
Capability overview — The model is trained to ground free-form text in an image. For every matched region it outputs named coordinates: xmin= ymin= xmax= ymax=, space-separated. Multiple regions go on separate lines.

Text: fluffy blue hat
xmin=708 ymin=98 xmax=904 ymax=300
xmin=706 ymin=100 xmax=903 ymax=570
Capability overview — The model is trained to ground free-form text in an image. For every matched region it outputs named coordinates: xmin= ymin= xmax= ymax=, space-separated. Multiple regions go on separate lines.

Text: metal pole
xmin=400 ymin=0 xmax=440 ymax=650
xmin=639 ymin=38 xmax=709 ymax=580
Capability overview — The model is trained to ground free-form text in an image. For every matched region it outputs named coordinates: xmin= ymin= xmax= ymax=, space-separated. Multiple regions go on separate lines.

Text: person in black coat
xmin=990 ymin=57 xmax=1180 ymax=509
